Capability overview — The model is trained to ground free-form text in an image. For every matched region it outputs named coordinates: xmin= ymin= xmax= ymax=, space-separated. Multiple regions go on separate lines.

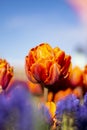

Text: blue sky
xmin=0 ymin=0 xmax=87 ymax=67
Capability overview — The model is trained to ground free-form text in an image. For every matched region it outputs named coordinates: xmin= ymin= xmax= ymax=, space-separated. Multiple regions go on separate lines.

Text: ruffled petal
xmin=31 ymin=62 xmax=47 ymax=83
xmin=45 ymin=63 xmax=60 ymax=85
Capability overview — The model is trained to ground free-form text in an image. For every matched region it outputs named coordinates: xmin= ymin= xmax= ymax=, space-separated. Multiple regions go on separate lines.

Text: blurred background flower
xmin=0 ymin=59 xmax=13 ymax=90
xmin=0 ymin=80 xmax=50 ymax=130
xmin=66 ymin=0 xmax=87 ymax=69
xmin=66 ymin=0 xmax=87 ymax=25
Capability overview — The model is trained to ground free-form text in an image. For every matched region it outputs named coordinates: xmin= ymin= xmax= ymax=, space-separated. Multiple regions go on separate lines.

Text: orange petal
xmin=45 ymin=63 xmax=60 ymax=85
xmin=83 ymin=65 xmax=87 ymax=86
xmin=64 ymin=88 xmax=72 ymax=96
xmin=54 ymin=90 xmax=65 ymax=102
xmin=25 ymin=53 xmax=35 ymax=72
xmin=70 ymin=66 xmax=83 ymax=87
xmin=60 ymin=55 xmax=71 ymax=78
xmin=26 ymin=70 xmax=38 ymax=83
xmin=73 ymin=87 xmax=83 ymax=98
xmin=27 ymin=80 xmax=43 ymax=95
xmin=35 ymin=43 xmax=54 ymax=60
xmin=25 ymin=56 xmax=38 ymax=83
xmin=0 ymin=59 xmax=13 ymax=89
xmin=31 ymin=63 xmax=47 ymax=82
xmin=54 ymin=48 xmax=65 ymax=65
xmin=0 ymin=67 xmax=6 ymax=87
xmin=3 ymin=70 xmax=13 ymax=89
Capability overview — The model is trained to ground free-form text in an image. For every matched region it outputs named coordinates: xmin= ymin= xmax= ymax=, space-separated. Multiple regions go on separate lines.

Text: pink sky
xmin=67 ymin=0 xmax=87 ymax=25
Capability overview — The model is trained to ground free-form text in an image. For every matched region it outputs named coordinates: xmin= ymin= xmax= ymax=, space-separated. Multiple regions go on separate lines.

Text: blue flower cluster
xmin=0 ymin=80 xmax=49 ymax=130
xmin=55 ymin=93 xmax=87 ymax=130
xmin=1 ymin=79 xmax=87 ymax=130
xmin=0 ymin=80 xmax=35 ymax=130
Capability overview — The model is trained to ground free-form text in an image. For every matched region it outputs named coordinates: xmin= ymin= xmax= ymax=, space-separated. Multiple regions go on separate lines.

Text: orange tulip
xmin=83 ymin=65 xmax=87 ymax=87
xmin=73 ymin=87 xmax=83 ymax=99
xmin=25 ymin=43 xmax=71 ymax=88
xmin=54 ymin=90 xmax=65 ymax=103
xmin=64 ymin=88 xmax=72 ymax=96
xmin=54 ymin=88 xmax=72 ymax=102
xmin=27 ymin=80 xmax=43 ymax=95
xmin=0 ymin=59 xmax=13 ymax=90
xmin=69 ymin=66 xmax=83 ymax=87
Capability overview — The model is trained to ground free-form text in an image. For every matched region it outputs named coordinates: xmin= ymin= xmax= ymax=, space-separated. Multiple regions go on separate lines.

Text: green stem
xmin=44 ymin=87 xmax=48 ymax=102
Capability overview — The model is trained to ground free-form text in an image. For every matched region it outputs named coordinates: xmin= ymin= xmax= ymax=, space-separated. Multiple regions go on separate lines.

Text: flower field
xmin=0 ymin=43 xmax=87 ymax=130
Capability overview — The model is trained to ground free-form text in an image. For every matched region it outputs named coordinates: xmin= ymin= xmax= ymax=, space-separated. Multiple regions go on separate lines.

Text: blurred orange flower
xmin=54 ymin=90 xmax=65 ymax=103
xmin=83 ymin=65 xmax=87 ymax=87
xmin=73 ymin=87 xmax=83 ymax=99
xmin=27 ymin=80 xmax=43 ymax=95
xmin=54 ymin=88 xmax=72 ymax=103
xmin=0 ymin=59 xmax=13 ymax=90
xmin=25 ymin=43 xmax=71 ymax=87
xmin=69 ymin=66 xmax=83 ymax=87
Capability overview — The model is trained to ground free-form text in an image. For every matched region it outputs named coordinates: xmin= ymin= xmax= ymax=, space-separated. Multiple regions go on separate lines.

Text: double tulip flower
xmin=25 ymin=43 xmax=71 ymax=88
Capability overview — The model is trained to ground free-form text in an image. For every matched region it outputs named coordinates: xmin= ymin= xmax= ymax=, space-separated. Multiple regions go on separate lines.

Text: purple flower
xmin=39 ymin=103 xmax=53 ymax=125
xmin=56 ymin=94 xmax=80 ymax=121
xmin=77 ymin=93 xmax=87 ymax=130
xmin=0 ymin=80 xmax=49 ymax=130
xmin=0 ymin=80 xmax=34 ymax=130
xmin=84 ymin=92 xmax=87 ymax=106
